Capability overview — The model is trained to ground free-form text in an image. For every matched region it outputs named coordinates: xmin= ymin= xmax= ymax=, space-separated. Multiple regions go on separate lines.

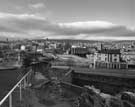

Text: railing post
xmin=23 ymin=78 xmax=27 ymax=88
xmin=0 ymin=70 xmax=32 ymax=107
xmin=26 ymin=75 xmax=29 ymax=86
xmin=19 ymin=83 xmax=22 ymax=101
xmin=9 ymin=94 xmax=12 ymax=107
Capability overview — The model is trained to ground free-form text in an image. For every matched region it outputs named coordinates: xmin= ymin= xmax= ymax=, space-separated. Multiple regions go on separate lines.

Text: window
xmin=114 ymin=54 xmax=117 ymax=57
xmin=114 ymin=64 xmax=117 ymax=69
xmin=114 ymin=58 xmax=117 ymax=62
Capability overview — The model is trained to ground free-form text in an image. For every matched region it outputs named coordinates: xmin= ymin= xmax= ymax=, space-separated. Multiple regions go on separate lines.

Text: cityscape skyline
xmin=0 ymin=0 xmax=134 ymax=40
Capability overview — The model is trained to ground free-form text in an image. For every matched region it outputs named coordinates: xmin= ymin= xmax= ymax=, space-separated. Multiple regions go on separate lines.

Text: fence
xmin=95 ymin=61 xmax=128 ymax=69
xmin=0 ymin=69 xmax=32 ymax=107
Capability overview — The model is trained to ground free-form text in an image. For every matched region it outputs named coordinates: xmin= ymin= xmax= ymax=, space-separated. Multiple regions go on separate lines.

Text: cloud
xmin=59 ymin=21 xmax=116 ymax=29
xmin=0 ymin=12 xmax=45 ymax=20
xmin=0 ymin=12 xmax=134 ymax=40
xmin=56 ymin=21 xmax=135 ymax=37
xmin=29 ymin=3 xmax=45 ymax=9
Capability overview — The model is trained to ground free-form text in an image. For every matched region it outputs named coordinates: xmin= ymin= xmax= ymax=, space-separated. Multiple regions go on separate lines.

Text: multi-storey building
xmin=94 ymin=49 xmax=128 ymax=69
xmin=122 ymin=51 xmax=135 ymax=63
xmin=97 ymin=49 xmax=121 ymax=62
xmin=70 ymin=46 xmax=88 ymax=57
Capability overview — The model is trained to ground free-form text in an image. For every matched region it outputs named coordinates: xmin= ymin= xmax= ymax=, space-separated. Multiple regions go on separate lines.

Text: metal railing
xmin=0 ymin=69 xmax=32 ymax=107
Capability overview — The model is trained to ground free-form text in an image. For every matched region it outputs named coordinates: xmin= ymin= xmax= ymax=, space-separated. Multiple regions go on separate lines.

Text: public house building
xmin=95 ymin=49 xmax=128 ymax=69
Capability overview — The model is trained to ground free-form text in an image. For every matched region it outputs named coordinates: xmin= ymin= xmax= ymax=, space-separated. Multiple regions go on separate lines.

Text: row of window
xmin=104 ymin=54 xmax=118 ymax=57
xmin=105 ymin=58 xmax=118 ymax=62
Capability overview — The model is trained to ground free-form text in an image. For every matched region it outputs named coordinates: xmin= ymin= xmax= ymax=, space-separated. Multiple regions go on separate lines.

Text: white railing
xmin=0 ymin=69 xmax=32 ymax=107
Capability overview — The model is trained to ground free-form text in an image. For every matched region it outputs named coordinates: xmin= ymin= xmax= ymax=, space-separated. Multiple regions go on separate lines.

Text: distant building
xmin=20 ymin=45 xmax=26 ymax=51
xmin=97 ymin=49 xmax=121 ymax=62
xmin=49 ymin=43 xmax=57 ymax=49
xmin=121 ymin=51 xmax=135 ymax=69
xmin=86 ymin=53 xmax=94 ymax=63
xmin=69 ymin=46 xmax=88 ymax=57
xmin=37 ymin=48 xmax=43 ymax=53
xmin=0 ymin=41 xmax=10 ymax=50
xmin=94 ymin=49 xmax=128 ymax=69
xmin=122 ymin=51 xmax=135 ymax=64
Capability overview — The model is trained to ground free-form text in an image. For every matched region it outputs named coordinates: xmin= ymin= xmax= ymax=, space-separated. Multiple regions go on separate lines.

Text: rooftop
xmin=98 ymin=49 xmax=121 ymax=54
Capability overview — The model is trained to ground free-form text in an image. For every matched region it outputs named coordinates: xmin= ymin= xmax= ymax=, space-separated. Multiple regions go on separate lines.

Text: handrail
xmin=0 ymin=69 xmax=32 ymax=106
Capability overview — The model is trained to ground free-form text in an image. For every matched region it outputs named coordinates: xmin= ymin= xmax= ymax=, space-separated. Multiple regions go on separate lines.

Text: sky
xmin=0 ymin=0 xmax=134 ymax=40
